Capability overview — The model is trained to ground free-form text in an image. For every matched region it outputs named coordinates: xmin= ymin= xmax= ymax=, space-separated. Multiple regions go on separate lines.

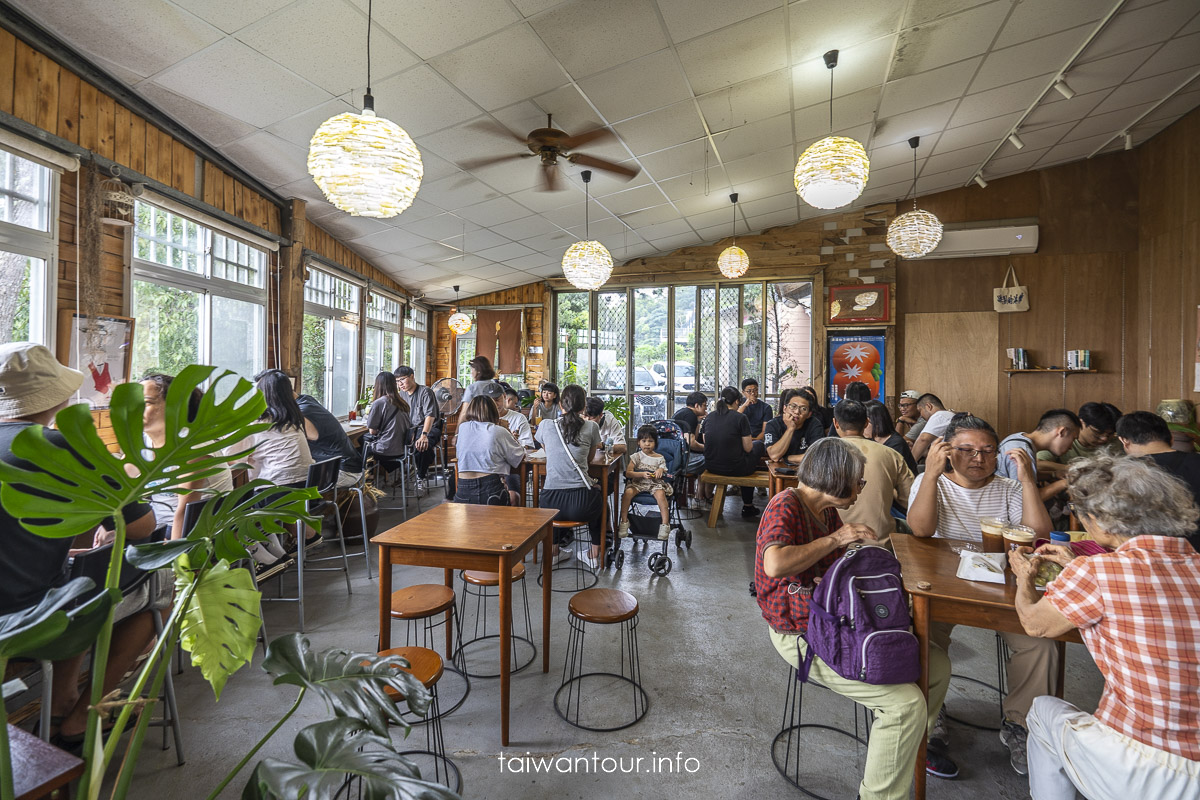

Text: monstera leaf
xmin=0 ymin=365 xmax=267 ymax=539
xmin=242 ymin=718 xmax=459 ymax=800
xmin=0 ymin=578 xmax=96 ymax=659
xmin=174 ymin=556 xmax=261 ymax=700
xmin=261 ymin=634 xmax=430 ymax=737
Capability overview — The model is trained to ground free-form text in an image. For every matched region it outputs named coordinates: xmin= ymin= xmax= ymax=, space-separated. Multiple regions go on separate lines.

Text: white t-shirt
xmin=455 ymin=421 xmax=526 ymax=476
xmin=597 ymin=411 xmax=626 ymax=448
xmin=230 ymin=425 xmax=314 ymax=486
xmin=923 ymin=410 xmax=956 ymax=440
xmin=501 ymin=409 xmax=535 ymax=448
xmin=908 ymin=472 xmax=1023 ymax=543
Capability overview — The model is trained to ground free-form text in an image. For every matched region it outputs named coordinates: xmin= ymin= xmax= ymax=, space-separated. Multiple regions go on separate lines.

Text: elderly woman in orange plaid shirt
xmin=1009 ymin=455 xmax=1200 ymax=800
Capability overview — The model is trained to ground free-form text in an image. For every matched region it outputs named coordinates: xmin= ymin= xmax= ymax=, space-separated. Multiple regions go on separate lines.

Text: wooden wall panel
xmin=904 ymin=312 xmax=999 ymax=425
xmin=34 ymin=50 xmax=59 ymax=134
xmin=0 ymin=28 xmax=15 ymax=115
xmin=55 ymin=64 xmax=79 ymax=142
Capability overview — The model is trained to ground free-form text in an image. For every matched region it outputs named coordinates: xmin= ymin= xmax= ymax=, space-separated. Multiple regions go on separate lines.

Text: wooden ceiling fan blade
xmin=541 ymin=163 xmax=561 ymax=192
xmin=567 ymin=152 xmax=640 ymax=179
xmin=466 ymin=119 xmax=529 ymax=145
xmin=561 ymin=126 xmax=615 ymax=149
xmin=458 ymin=153 xmax=526 ymax=171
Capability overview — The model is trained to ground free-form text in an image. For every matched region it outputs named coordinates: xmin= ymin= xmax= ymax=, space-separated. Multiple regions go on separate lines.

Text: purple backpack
xmin=800 ymin=544 xmax=919 ymax=685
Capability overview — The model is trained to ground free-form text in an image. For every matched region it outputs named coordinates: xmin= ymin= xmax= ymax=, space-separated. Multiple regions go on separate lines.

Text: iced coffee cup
xmin=1002 ymin=524 xmax=1036 ymax=555
xmin=980 ymin=517 xmax=1006 ymax=553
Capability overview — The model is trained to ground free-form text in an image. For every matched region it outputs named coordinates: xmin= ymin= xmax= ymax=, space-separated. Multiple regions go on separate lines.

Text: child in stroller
xmin=617 ymin=424 xmax=673 ymax=540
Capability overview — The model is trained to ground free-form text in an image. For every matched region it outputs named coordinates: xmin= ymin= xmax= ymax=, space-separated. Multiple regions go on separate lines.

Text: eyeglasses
xmin=784 ymin=403 xmax=809 ymax=413
xmin=951 ymin=446 xmax=998 ymax=459
xmin=857 ymin=478 xmax=867 ymax=490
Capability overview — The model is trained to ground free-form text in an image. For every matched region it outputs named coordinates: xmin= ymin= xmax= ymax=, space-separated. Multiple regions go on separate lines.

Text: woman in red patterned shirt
xmin=755 ymin=438 xmax=955 ymax=799
xmin=1011 ymin=455 xmax=1200 ymax=800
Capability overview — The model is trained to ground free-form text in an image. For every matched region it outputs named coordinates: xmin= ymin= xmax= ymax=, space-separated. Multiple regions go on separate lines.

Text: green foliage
xmin=242 ymin=719 xmax=457 ymax=800
xmin=0 ymin=578 xmax=97 ymax=660
xmin=261 ymin=634 xmax=429 ymax=736
xmin=131 ymin=280 xmax=200 ymax=378
xmin=0 ymin=365 xmax=266 ymax=539
xmin=174 ymin=556 xmax=262 ymax=700
xmin=603 ymin=395 xmax=630 ymax=427
xmin=301 ymin=315 xmax=327 ymax=407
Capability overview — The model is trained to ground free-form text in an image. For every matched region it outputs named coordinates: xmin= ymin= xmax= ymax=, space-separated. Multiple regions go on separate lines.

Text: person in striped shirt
xmin=1011 ymin=455 xmax=1200 ymax=800
xmin=907 ymin=412 xmax=1056 ymax=776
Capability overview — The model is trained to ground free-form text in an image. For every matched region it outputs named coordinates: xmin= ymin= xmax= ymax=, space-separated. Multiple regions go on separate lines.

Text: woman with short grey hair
xmin=1011 ymin=455 xmax=1200 ymax=800
xmin=753 ymin=436 xmax=953 ymax=799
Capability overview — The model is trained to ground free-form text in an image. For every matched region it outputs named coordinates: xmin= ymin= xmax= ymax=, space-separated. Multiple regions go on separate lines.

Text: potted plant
xmin=0 ymin=365 xmax=459 ymax=800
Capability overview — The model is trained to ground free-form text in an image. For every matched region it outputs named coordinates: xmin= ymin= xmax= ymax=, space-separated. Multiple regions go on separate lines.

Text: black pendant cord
xmin=584 ymin=179 xmax=590 ymax=239
xmin=911 ymin=147 xmax=918 ymax=210
xmin=828 ymin=67 xmax=833 ymax=134
xmin=363 ymin=0 xmax=373 ymax=108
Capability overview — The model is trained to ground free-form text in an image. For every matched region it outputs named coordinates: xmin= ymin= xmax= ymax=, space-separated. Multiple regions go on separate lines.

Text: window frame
xmin=0 ymin=144 xmax=58 ymax=347
xmin=364 ymin=288 xmax=405 ymax=381
xmin=303 ymin=262 xmax=363 ymax=418
xmin=403 ymin=303 xmax=429 ymax=381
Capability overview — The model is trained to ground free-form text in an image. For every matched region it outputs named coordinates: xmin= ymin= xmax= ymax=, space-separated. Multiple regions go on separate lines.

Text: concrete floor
xmin=131 ymin=486 xmax=1104 ymax=799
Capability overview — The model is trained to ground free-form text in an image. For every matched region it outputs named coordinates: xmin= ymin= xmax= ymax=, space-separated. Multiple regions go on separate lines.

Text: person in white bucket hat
xmin=0 ymin=342 xmax=157 ymax=746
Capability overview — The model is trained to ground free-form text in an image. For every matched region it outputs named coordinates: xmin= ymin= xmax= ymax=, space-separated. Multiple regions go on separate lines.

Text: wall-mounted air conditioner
xmin=920 ymin=225 xmax=1039 ymax=259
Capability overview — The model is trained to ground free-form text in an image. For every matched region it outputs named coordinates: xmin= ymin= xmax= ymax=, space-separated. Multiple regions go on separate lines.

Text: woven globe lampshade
xmin=448 ymin=310 xmax=472 ymax=336
xmin=794 ymin=136 xmax=870 ymax=210
xmin=561 ymin=240 xmax=613 ymax=291
xmin=887 ymin=209 xmax=943 ymax=258
xmin=308 ymin=107 xmax=423 ymax=218
xmin=717 ymin=245 xmax=749 ymax=279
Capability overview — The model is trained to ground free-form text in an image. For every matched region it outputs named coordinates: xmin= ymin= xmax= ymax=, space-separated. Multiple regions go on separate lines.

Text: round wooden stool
xmin=388 ymin=584 xmax=469 ymax=720
xmin=554 ymin=588 xmax=648 ymax=731
xmin=537 ymin=520 xmax=598 ymax=593
xmin=375 ymin=646 xmax=461 ymax=793
xmin=454 ymin=563 xmax=536 ymax=678
xmin=773 ymin=666 xmax=872 ymax=800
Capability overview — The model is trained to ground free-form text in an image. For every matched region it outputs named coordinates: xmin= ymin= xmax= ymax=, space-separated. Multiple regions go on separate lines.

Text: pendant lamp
xmin=448 ymin=285 xmax=472 ymax=336
xmin=717 ymin=192 xmax=749 ymax=279
xmin=307 ymin=0 xmax=423 ymax=218
xmin=561 ymin=170 xmax=613 ymax=291
xmin=885 ymin=136 xmax=943 ymax=259
xmin=794 ymin=50 xmax=870 ymax=210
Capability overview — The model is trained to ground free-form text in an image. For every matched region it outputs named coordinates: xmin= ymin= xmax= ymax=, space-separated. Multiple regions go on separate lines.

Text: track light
xmin=973 ymin=174 xmax=988 ymax=189
xmin=1124 ymin=132 xmax=1133 ymax=151
xmin=1007 ymin=133 xmax=1025 ymax=150
xmin=1053 ymin=80 xmax=1076 ymax=100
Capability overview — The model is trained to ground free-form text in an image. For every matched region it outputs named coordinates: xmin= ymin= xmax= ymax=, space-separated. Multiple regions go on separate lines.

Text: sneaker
xmin=657 ymin=524 xmax=671 ymax=541
xmin=929 ymin=707 xmax=950 ymax=751
xmin=580 ymin=552 xmax=600 ymax=570
xmin=1000 ymin=720 xmax=1028 ymax=776
xmin=617 ymin=521 xmax=630 ymax=539
xmin=741 ymin=504 xmax=760 ymax=519
xmin=553 ymin=548 xmax=573 ymax=566
xmin=925 ymin=745 xmax=959 ymax=779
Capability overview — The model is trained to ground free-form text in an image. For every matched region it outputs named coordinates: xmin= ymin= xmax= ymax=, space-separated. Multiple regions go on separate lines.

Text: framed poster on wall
xmin=57 ymin=311 xmax=135 ymax=409
xmin=828 ymin=331 xmax=886 ymax=404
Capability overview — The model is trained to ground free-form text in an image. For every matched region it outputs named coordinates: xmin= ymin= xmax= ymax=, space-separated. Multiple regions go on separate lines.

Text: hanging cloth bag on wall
xmin=993 ymin=265 xmax=1029 ymax=313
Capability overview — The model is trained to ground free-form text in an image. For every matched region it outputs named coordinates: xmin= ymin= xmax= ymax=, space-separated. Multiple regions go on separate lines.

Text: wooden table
xmin=767 ymin=461 xmax=799 ymax=497
xmin=341 ymin=421 xmax=368 ymax=446
xmin=527 ymin=453 xmax=623 ymax=558
xmin=893 ymin=535 xmax=1080 ymax=800
xmin=372 ymin=503 xmax=558 ymax=745
xmin=7 ymin=723 xmax=84 ymax=800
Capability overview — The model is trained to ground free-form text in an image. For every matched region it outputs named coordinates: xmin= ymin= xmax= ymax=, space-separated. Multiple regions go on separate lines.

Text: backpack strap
xmin=798 ymin=635 xmax=816 ymax=682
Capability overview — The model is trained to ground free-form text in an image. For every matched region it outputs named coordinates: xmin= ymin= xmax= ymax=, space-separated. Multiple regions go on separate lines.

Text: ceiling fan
xmin=458 ymin=114 xmax=640 ymax=191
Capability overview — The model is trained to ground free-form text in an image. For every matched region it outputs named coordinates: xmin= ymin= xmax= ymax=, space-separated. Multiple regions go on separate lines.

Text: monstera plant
xmin=0 ymin=366 xmax=458 ymax=800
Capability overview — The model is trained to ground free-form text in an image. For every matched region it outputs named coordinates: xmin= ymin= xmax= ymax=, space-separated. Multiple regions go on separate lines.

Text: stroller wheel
xmin=616 ymin=550 xmax=625 ymax=569
xmin=684 ymin=529 xmax=693 ymax=549
xmin=649 ymin=553 xmax=672 ymax=577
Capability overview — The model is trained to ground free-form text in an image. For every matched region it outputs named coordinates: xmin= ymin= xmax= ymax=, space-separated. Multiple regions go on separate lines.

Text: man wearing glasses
xmin=897 ymin=389 xmax=925 ymax=440
xmin=763 ymin=389 xmax=826 ymax=464
xmin=995 ymin=409 xmax=1080 ymax=502
xmin=1037 ymin=402 xmax=1121 ymax=472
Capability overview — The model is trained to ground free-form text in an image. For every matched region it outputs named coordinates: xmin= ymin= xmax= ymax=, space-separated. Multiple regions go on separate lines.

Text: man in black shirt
xmin=763 ymin=389 xmax=826 ymax=463
xmin=396 ymin=365 xmax=441 ymax=486
xmin=0 ymin=342 xmax=157 ymax=743
xmin=673 ymin=391 xmax=712 ymax=502
xmin=738 ymin=377 xmax=772 ymax=439
xmin=290 ymin=375 xmax=363 ymax=486
xmin=1116 ymin=411 xmax=1200 ymax=552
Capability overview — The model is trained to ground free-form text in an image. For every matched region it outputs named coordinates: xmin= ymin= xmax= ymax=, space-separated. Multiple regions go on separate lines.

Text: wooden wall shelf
xmin=1003 ymin=369 xmax=1097 ymax=374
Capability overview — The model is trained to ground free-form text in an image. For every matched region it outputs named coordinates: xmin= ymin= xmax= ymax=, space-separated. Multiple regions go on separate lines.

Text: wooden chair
xmin=388 ymin=584 xmax=468 ymax=720
xmin=699 ymin=470 xmax=771 ymax=528
xmin=373 ymin=647 xmax=461 ymax=794
xmin=454 ymin=564 xmax=537 ymax=677
xmin=555 ymin=588 xmax=647 ymax=731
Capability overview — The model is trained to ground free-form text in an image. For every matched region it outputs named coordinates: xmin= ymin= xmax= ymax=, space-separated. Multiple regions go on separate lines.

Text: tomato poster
xmin=828 ymin=334 xmax=886 ymax=403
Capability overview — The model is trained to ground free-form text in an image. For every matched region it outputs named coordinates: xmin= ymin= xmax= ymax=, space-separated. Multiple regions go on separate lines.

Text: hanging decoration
xmin=307 ymin=0 xmax=422 ymax=217
xmin=448 ymin=285 xmax=472 ymax=336
xmin=886 ymin=136 xmax=943 ymax=259
xmin=794 ymin=50 xmax=870 ymax=209
xmin=99 ymin=176 xmax=134 ymax=226
xmin=717 ymin=192 xmax=749 ymax=279
xmin=561 ymin=170 xmax=613 ymax=290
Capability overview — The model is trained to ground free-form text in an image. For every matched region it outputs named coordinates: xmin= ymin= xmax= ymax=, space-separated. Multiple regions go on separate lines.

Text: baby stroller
xmin=613 ymin=419 xmax=693 ymax=576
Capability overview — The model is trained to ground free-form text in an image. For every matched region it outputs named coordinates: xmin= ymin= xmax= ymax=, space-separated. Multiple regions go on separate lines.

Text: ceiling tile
xmin=430 ymin=26 xmax=567 ymax=111
xmin=903 ymin=0 xmax=1000 ymax=29
xmin=659 ymin=0 xmax=780 ymax=42
xmin=747 ymin=208 xmax=800 ymax=231
xmin=510 ymin=186 xmax=583 ymax=213
xmin=564 ymin=216 xmax=630 ymax=238
xmin=948 ymin=74 xmax=1048 ymax=127
xmin=413 ymin=152 xmax=461 ymax=185
xmin=578 ymin=50 xmax=692 ymax=124
xmin=597 ymin=184 xmax=671 ymax=215
xmin=638 ymin=140 xmax=709 ymax=181
xmin=134 ymin=82 xmax=257 ymax=147
xmin=792 ymin=36 xmax=894 ymax=110
xmin=869 ymin=134 xmax=941 ymax=170
xmin=1067 ymin=44 xmax=1158 ymax=95
xmin=390 ymin=198 xmax=444 ymax=225
xmin=997 ymin=0 xmax=1108 ymax=49
xmin=401 ymin=213 xmax=481 ymax=241
xmin=657 ymin=170 xmax=721 ymax=202
xmin=276 ymin=177 xmax=327 ymax=204
xmin=502 ymin=253 xmax=556 ymax=270
xmin=351 ymin=227 xmax=433 ymax=252
xmin=530 ymin=0 xmax=669 ymax=78
xmin=317 ymin=213 xmax=391 ymax=241
xmin=712 ymin=114 xmax=792 ymax=163
xmin=526 ymin=263 xmax=566 ymax=278
xmin=445 ymin=229 xmax=508 ymax=251
xmin=878 ymin=57 xmax=982 ymax=119
xmin=220 ymin=131 xmax=311 ymax=188
xmin=647 ymin=233 xmax=702 ymax=251
xmin=401 ymin=242 xmax=462 ymax=261
xmin=151 ymin=39 xmax=332 ymax=128
xmin=171 ymin=0 xmax=293 ymax=34
xmin=1129 ymin=32 xmax=1200 ymax=81
xmin=741 ymin=191 xmax=796 ymax=217
xmin=613 ymin=101 xmax=706 ymax=156
xmin=466 ymin=264 xmax=518 ymax=280
xmin=1022 ymin=88 xmax=1107 ymax=128
xmin=456 ymin=196 xmax=532 ymax=227
xmin=1085 ymin=0 xmax=1199 ymax=61
xmin=617 ymin=204 xmax=682 ymax=229
xmin=354 ymin=66 xmax=484 ymax=139
xmin=350 ymin=0 xmax=521 ymax=60
xmin=794 ymin=86 xmax=881 ymax=142
xmin=873 ymin=99 xmax=958 ymax=146
xmin=889 ymin=2 xmax=1008 ymax=81
xmin=724 ymin=145 xmax=796 ymax=185
xmin=971 ymin=28 xmax=1093 ymax=94
xmin=1061 ymin=104 xmax=1156 ymax=143
xmin=265 ymin=99 xmax=358 ymax=148
xmin=1139 ymin=86 xmax=1200 ymax=125
xmin=238 ymin=0 xmax=417 ymax=96
xmin=1039 ymin=132 xmax=1120 ymax=165
xmin=920 ymin=141 xmax=994 ymax=176
xmin=636 ymin=218 xmax=695 ymax=241
xmin=20 ymin=0 xmax=224 ymax=78
xmin=728 ymin=171 xmax=795 ymax=204
xmin=697 ymin=71 xmax=791 ymax=134
xmin=917 ymin=164 xmax=978 ymax=193
xmin=523 ymin=230 xmax=575 ymax=252
xmin=1005 ymin=121 xmax=1076 ymax=151
xmin=788 ymin=0 xmax=904 ymax=64
xmin=985 ymin=145 xmax=1053 ymax=177
xmin=676 ymin=10 xmax=788 ymax=95
xmin=540 ymin=202 xmax=586 ymax=228
xmin=529 ymin=85 xmax=607 ymax=139
xmin=416 ymin=175 xmax=502 ymax=209
xmin=1091 ymin=66 xmax=1200 ymax=116
xmin=672 ymin=192 xmax=730 ymax=216
xmin=933 ymin=113 xmax=1019 ymax=154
